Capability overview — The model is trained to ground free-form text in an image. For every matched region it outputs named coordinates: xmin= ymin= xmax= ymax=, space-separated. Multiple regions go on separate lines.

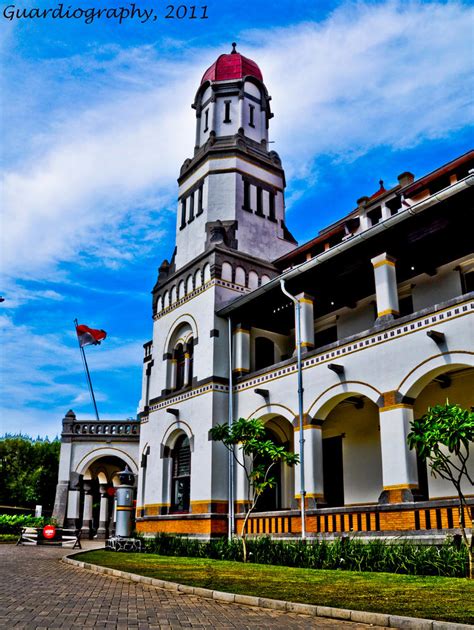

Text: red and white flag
xmin=76 ymin=324 xmax=107 ymax=347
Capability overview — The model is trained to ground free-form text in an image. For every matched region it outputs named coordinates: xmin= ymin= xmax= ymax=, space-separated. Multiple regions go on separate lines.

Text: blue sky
xmin=1 ymin=0 xmax=473 ymax=438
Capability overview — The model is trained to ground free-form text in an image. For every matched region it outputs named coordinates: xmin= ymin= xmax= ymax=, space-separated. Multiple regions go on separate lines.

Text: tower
xmin=136 ymin=45 xmax=297 ymax=537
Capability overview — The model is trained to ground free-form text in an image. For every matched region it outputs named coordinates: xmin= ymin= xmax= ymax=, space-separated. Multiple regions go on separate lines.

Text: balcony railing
xmin=62 ymin=420 xmax=140 ymax=440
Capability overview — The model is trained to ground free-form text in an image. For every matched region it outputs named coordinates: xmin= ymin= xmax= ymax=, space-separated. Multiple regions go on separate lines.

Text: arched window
xmin=255 ymin=337 xmax=275 ymax=371
xmin=174 ymin=343 xmax=185 ymax=390
xmin=171 ymin=435 xmax=191 ymax=512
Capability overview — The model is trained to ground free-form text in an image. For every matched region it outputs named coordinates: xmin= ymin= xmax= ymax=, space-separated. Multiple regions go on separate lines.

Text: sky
xmin=1 ymin=0 xmax=473 ymax=439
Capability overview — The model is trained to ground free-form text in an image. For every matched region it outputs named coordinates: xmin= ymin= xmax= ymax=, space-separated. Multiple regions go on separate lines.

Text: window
xmin=180 ymin=199 xmax=186 ymax=229
xmin=171 ymin=435 xmax=191 ymax=512
xmin=268 ymin=192 xmax=276 ymax=221
xmin=174 ymin=344 xmax=185 ymax=390
xmin=204 ymin=109 xmax=209 ymax=132
xmin=249 ymin=104 xmax=255 ymax=128
xmin=243 ymin=180 xmax=251 ymax=211
xmin=398 ymin=294 xmax=414 ymax=317
xmin=461 ymin=270 xmax=474 ymax=294
xmin=367 ymin=206 xmax=382 ymax=226
xmin=255 ymin=337 xmax=275 ymax=371
xmin=188 ymin=192 xmax=195 ymax=223
xmin=314 ymin=326 xmax=337 ymax=348
xmin=256 ymin=187 xmax=263 ymax=216
xmin=197 ymin=183 xmax=203 ymax=215
xmin=223 ymin=100 xmax=231 ymax=123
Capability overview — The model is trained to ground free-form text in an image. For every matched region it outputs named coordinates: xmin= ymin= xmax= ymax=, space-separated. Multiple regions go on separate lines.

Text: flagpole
xmin=74 ymin=318 xmax=100 ymax=421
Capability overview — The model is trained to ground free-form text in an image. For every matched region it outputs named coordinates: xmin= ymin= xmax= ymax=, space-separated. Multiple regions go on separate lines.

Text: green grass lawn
xmin=78 ymin=550 xmax=472 ymax=624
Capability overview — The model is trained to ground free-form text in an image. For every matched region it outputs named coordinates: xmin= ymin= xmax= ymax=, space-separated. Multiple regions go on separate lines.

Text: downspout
xmin=227 ymin=317 xmax=235 ymax=539
xmin=279 ymin=279 xmax=306 ymax=540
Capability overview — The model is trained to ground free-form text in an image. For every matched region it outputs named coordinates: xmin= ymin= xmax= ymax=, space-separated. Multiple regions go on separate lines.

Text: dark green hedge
xmin=0 ymin=514 xmax=50 ymax=535
xmin=140 ymin=534 xmax=468 ymax=578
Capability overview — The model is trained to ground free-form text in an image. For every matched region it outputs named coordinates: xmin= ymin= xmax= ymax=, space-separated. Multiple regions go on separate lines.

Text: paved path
xmin=0 ymin=543 xmax=383 ymax=629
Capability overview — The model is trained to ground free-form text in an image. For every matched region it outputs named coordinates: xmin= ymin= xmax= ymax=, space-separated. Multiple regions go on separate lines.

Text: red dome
xmin=201 ymin=43 xmax=263 ymax=85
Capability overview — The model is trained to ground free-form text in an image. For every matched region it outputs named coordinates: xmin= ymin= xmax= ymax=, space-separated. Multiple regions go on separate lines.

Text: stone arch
xmin=163 ymin=314 xmax=198 ymax=356
xmin=169 ymin=285 xmax=177 ymax=304
xmin=75 ymin=447 xmax=138 ymax=477
xmin=221 ymin=261 xmax=233 ymax=282
xmin=235 ymin=266 xmax=246 ymax=286
xmin=177 ymin=280 xmax=185 ymax=300
xmin=203 ymin=263 xmax=211 ymax=283
xmin=261 ymin=274 xmax=271 ymax=285
xmin=307 ymin=381 xmax=381 ymax=421
xmin=398 ymin=351 xmax=474 ymax=400
xmin=161 ymin=291 xmax=168 ymax=310
xmin=246 ymin=403 xmax=296 ymax=425
xmin=248 ymin=270 xmax=259 ymax=289
xmin=161 ymin=420 xmax=194 ymax=452
xmin=194 ymin=268 xmax=202 ymax=288
xmin=186 ymin=274 xmax=194 ymax=294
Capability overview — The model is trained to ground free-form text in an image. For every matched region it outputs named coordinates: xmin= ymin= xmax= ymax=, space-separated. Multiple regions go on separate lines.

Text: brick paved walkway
xmin=0 ymin=544 xmax=383 ymax=629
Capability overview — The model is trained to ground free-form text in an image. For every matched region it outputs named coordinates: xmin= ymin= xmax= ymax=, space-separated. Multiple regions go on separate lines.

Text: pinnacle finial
xmin=231 ymin=42 xmax=237 ymax=54
xmin=379 ymin=179 xmax=384 ymax=188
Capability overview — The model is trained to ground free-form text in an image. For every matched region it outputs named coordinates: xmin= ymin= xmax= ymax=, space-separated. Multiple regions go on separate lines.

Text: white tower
xmin=135 ymin=46 xmax=297 ymax=537
xmin=174 ymin=43 xmax=296 ymax=269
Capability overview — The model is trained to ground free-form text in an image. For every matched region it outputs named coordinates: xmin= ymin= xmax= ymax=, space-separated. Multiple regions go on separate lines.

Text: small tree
xmin=210 ymin=417 xmax=299 ymax=562
xmin=407 ymin=402 xmax=474 ymax=578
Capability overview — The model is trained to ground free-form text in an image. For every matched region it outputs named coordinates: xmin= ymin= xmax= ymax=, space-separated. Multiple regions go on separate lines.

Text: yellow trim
xmin=233 ymin=367 xmax=250 ymax=374
xmin=245 ymin=402 xmax=296 ymax=421
xmin=295 ymin=493 xmax=324 ymax=499
xmin=294 ymin=424 xmax=322 ymax=431
xmin=377 ymin=308 xmax=399 ymax=317
xmin=116 ymin=506 xmax=134 ymax=511
xmin=299 ymin=298 xmax=314 ymax=305
xmin=234 ymin=328 xmax=250 ymax=335
xmin=301 ymin=341 xmax=315 ymax=348
xmin=379 ymin=403 xmax=413 ymax=412
xmin=372 ymin=258 xmax=396 ymax=269
xmin=383 ymin=484 xmax=418 ymax=491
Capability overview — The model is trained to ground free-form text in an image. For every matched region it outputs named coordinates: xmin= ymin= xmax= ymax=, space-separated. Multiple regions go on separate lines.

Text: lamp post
xmin=114 ymin=466 xmax=135 ymax=538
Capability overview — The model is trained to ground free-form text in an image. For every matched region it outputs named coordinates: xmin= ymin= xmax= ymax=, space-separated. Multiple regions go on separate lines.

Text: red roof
xmin=369 ymin=180 xmax=387 ymax=201
xmin=201 ymin=44 xmax=263 ymax=85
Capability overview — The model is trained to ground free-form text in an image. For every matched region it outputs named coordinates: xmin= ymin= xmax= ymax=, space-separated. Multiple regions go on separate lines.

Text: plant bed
xmin=76 ymin=550 xmax=473 ymax=624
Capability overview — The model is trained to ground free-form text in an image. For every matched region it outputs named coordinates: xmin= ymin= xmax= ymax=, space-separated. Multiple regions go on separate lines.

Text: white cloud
xmin=2 ymin=2 xmax=472 ymax=282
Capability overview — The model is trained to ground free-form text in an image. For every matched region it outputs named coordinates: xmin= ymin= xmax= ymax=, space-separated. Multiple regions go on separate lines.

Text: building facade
xmin=55 ymin=46 xmax=474 ymax=540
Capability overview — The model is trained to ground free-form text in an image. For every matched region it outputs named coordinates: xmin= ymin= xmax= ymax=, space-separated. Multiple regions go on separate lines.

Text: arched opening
xmin=186 ymin=337 xmax=194 ymax=384
xmin=170 ymin=435 xmax=191 ymax=513
xmin=412 ymin=366 xmax=474 ymax=501
xmin=255 ymin=336 xmax=275 ymax=371
xmin=254 ymin=416 xmax=294 ymax=512
xmin=321 ymin=395 xmax=382 ymax=507
xmin=78 ymin=455 xmax=132 ymax=537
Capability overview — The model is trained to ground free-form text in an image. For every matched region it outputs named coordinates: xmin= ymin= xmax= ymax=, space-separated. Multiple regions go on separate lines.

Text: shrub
xmin=0 ymin=514 xmax=51 ymax=535
xmin=141 ymin=534 xmax=468 ymax=578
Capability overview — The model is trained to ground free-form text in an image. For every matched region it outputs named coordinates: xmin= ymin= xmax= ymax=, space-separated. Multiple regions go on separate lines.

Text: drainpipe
xmin=227 ymin=317 xmax=235 ymax=539
xmin=279 ymin=280 xmax=306 ymax=540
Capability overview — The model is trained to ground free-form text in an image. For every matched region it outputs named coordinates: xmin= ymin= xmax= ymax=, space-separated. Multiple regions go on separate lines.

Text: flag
xmin=76 ymin=324 xmax=107 ymax=347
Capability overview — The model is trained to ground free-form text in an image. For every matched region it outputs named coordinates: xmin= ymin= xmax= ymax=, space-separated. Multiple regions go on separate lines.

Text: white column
xmin=371 ymin=253 xmax=399 ymax=320
xmin=296 ymin=293 xmax=314 ymax=351
xmin=238 ymin=95 xmax=244 ymax=130
xmin=195 ymin=112 xmax=201 ymax=149
xmin=169 ymin=359 xmax=177 ymax=390
xmin=294 ymin=421 xmax=324 ymax=509
xmin=97 ymin=485 xmax=109 ymax=537
xmin=66 ymin=489 xmax=80 ymax=526
xmin=184 ymin=352 xmax=191 ymax=386
xmin=210 ymin=96 xmax=217 ymax=133
xmin=81 ymin=483 xmax=93 ymax=537
xmin=381 ymin=202 xmax=391 ymax=221
xmin=260 ymin=107 xmax=267 ymax=142
xmin=379 ymin=403 xmax=419 ymax=503
xmin=233 ymin=325 xmax=250 ymax=375
xmin=234 ymin=448 xmax=252 ymax=512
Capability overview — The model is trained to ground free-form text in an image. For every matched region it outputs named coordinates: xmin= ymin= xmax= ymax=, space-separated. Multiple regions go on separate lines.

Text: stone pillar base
xmin=379 ymin=488 xmax=415 ymax=504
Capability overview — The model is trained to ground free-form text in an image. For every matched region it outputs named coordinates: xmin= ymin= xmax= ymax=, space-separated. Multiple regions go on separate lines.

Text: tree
xmin=407 ymin=402 xmax=474 ymax=578
xmin=210 ymin=417 xmax=299 ymax=562
xmin=0 ymin=435 xmax=60 ymax=510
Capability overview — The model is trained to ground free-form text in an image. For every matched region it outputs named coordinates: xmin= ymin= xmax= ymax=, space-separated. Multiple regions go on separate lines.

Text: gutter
xmin=217 ymin=174 xmax=474 ymax=316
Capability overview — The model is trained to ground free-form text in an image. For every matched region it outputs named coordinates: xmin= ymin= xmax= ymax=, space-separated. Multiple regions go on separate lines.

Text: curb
xmin=62 ymin=554 xmax=472 ymax=630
